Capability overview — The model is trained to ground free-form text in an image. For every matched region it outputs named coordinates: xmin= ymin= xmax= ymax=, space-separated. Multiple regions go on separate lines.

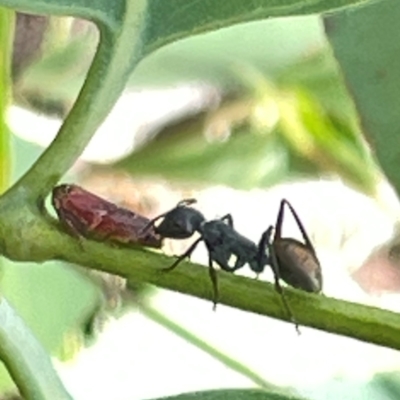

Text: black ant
xmin=144 ymin=198 xmax=322 ymax=331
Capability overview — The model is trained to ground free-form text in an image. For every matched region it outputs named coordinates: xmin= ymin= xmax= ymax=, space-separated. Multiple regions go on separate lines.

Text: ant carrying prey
xmin=143 ymin=198 xmax=322 ymax=331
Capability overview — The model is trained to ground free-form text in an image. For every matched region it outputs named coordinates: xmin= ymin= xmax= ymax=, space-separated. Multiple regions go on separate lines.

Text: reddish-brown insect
xmin=52 ymin=184 xmax=162 ymax=248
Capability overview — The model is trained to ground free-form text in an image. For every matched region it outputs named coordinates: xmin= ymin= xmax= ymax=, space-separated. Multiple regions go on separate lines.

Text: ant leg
xmin=140 ymin=214 xmax=165 ymax=234
xmin=274 ymin=200 xmax=285 ymax=241
xmin=281 ymin=199 xmax=317 ymax=257
xmin=219 ymin=214 xmax=234 ymax=228
xmin=259 ymin=227 xmax=284 ymax=291
xmin=259 ymin=226 xmax=300 ymax=334
xmin=278 ymin=199 xmax=322 ymax=291
xmin=161 ymin=237 xmax=203 ymax=273
xmin=218 ymin=260 xmax=244 ymax=273
xmin=207 ymin=256 xmax=219 ymax=311
xmin=258 ymin=227 xmax=279 ymax=280
xmin=269 ymin=243 xmax=300 ymax=335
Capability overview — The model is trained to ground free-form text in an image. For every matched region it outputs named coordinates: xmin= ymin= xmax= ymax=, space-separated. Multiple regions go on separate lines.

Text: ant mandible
xmin=144 ymin=198 xmax=322 ymax=331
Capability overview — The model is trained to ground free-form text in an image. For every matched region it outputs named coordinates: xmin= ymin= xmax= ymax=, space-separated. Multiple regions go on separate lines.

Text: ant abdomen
xmin=274 ymin=238 xmax=322 ymax=293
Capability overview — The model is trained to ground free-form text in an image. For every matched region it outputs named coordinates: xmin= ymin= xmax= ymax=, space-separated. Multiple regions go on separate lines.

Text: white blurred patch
xmin=8 ymin=83 xmax=221 ymax=163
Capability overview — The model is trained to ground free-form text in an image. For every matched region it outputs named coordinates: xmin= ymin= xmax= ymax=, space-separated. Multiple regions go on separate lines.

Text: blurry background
xmin=2 ymin=11 xmax=400 ymax=400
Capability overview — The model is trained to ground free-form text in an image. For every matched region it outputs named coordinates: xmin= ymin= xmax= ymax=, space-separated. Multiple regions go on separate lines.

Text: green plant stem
xmin=138 ymin=301 xmax=281 ymax=391
xmin=2 ymin=216 xmax=399 ymax=351
xmin=0 ymin=297 xmax=73 ymax=400
xmin=11 ymin=0 xmax=148 ymax=199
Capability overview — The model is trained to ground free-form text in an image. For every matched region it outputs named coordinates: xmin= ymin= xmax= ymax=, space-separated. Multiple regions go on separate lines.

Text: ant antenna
xmin=140 ymin=213 xmax=166 ymax=234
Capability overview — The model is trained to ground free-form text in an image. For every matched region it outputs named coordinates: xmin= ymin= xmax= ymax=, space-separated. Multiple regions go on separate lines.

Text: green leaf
xmin=0 ymin=0 xmax=374 ymax=47
xmin=143 ymin=0 xmax=372 ymax=55
xmin=324 ymin=0 xmax=400 ymax=195
xmin=18 ymin=16 xmax=324 ymax=105
xmin=151 ymin=389 xmax=307 ymax=400
xmin=0 ymin=0 xmax=124 ymax=26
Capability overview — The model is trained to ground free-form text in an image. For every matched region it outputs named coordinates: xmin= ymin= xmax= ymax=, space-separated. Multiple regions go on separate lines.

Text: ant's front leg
xmin=218 ymin=257 xmax=246 ymax=273
xmin=140 ymin=215 xmax=161 ymax=235
xmin=161 ymin=237 xmax=203 ymax=273
xmin=207 ymin=254 xmax=219 ymax=311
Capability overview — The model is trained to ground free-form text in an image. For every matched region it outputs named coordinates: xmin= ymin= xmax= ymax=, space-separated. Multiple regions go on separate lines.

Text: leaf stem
xmin=0 ymin=297 xmax=73 ymax=400
xmin=26 ymin=225 xmax=400 ymax=352
xmin=12 ymin=0 xmax=148 ymax=199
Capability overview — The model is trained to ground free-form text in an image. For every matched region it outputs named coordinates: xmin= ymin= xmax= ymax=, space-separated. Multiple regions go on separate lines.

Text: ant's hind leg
xmin=258 ymin=226 xmax=285 ymax=291
xmin=268 ymin=240 xmax=300 ymax=334
xmin=281 ymin=199 xmax=317 ymax=256
xmin=259 ymin=226 xmax=300 ymax=334
xmin=161 ymin=237 xmax=202 ymax=273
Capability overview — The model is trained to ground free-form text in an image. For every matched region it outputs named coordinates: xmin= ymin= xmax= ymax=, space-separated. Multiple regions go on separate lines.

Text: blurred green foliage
xmin=13 ymin=16 xmax=380 ymax=194
xmin=117 ymin=53 xmax=378 ymax=194
xmin=0 ymin=135 xmax=99 ymax=394
xmin=0 ymin=0 xmax=398 ymax=399
xmin=0 ymin=7 xmax=13 ymax=192
xmin=325 ymin=0 xmax=400 ymax=197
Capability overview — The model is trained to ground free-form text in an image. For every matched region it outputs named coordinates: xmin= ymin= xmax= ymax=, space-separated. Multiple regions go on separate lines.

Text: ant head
xmin=154 ymin=199 xmax=205 ymax=239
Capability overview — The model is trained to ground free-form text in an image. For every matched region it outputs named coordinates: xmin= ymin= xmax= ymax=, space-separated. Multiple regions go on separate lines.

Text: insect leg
xmin=215 ymin=255 xmax=246 ymax=273
xmin=281 ymin=199 xmax=317 ymax=257
xmin=207 ymin=254 xmax=219 ymax=311
xmin=219 ymin=214 xmax=234 ymax=228
xmin=278 ymin=199 xmax=322 ymax=291
xmin=258 ymin=227 xmax=277 ymax=280
xmin=140 ymin=213 xmax=166 ymax=234
xmin=161 ymin=237 xmax=203 ymax=272
xmin=259 ymin=226 xmax=300 ymax=334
